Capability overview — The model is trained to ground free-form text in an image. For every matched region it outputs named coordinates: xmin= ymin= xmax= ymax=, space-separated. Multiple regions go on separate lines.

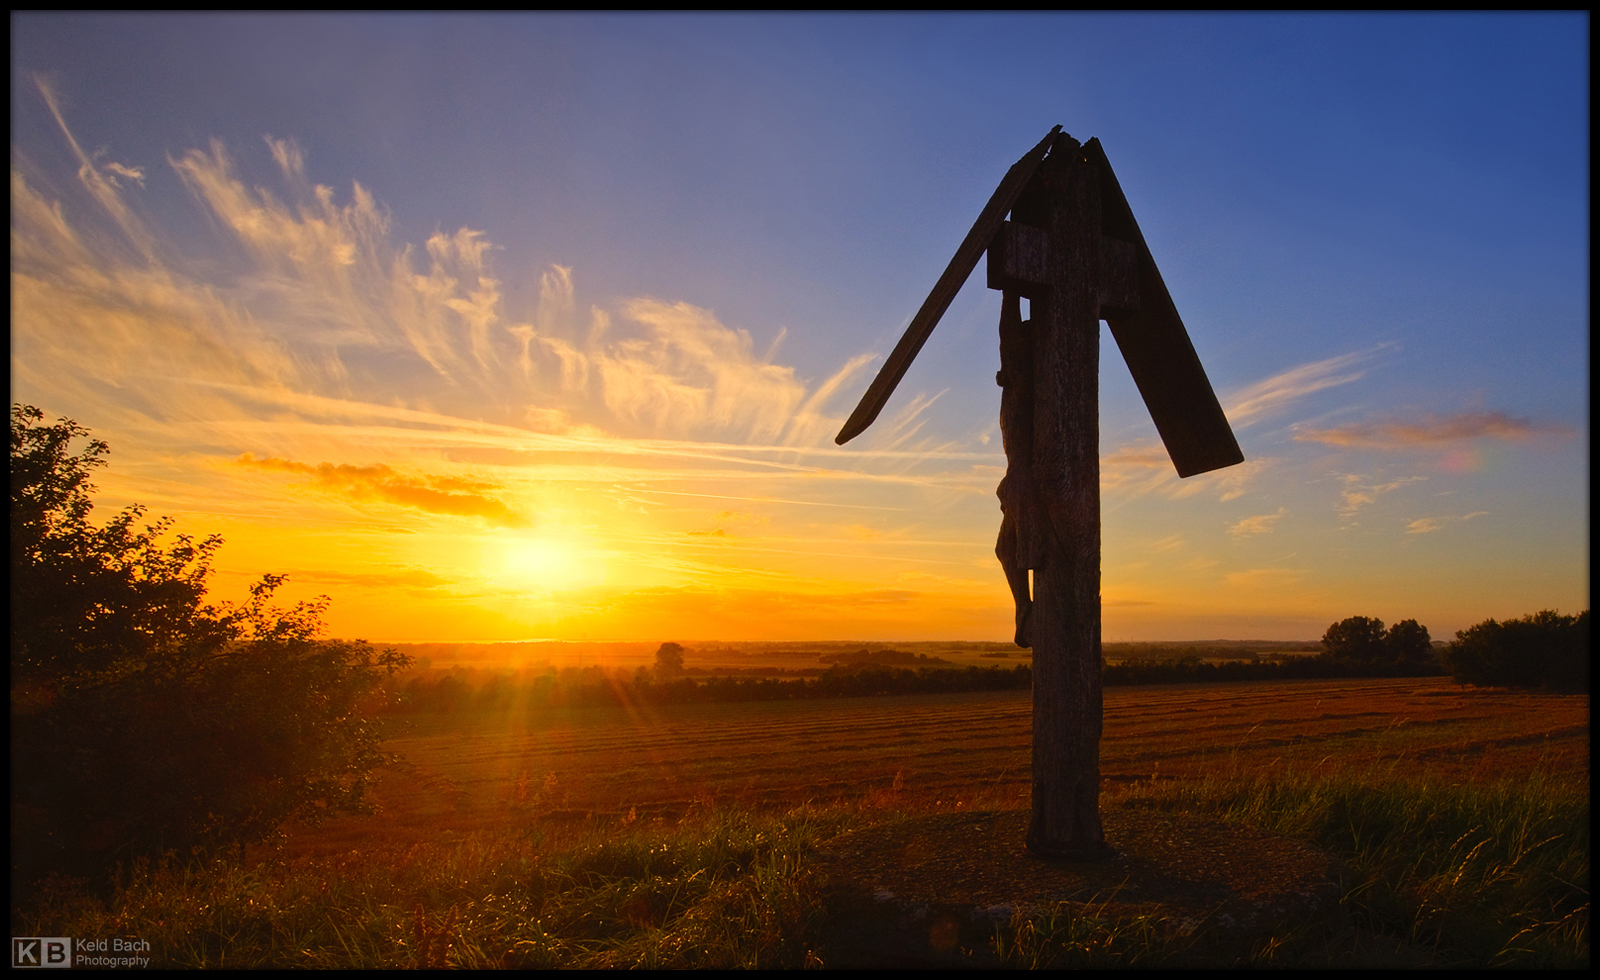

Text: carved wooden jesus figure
xmin=834 ymin=127 xmax=1242 ymax=861
xmin=995 ymin=291 xmax=1036 ymax=650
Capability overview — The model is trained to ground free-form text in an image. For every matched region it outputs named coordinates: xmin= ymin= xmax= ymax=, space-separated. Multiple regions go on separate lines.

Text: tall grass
xmin=990 ymin=896 xmax=1177 ymax=969
xmin=16 ymin=769 xmax=1587 ymax=968
xmin=1116 ymin=764 xmax=1589 ymax=968
xmin=14 ymin=808 xmax=845 ymax=969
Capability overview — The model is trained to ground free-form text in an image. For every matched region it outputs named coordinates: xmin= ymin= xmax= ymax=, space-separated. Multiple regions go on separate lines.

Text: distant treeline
xmin=382 ymin=663 xmax=1032 ymax=713
xmin=380 ymin=651 xmax=1458 ymax=714
xmin=1104 ymin=642 xmax=1320 ymax=663
xmin=1103 ymin=655 xmax=1443 ymax=686
xmin=816 ymin=648 xmax=953 ymax=666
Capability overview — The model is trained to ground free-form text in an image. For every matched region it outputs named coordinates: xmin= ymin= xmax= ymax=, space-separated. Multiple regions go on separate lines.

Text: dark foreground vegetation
xmin=11 ymin=406 xmax=408 ymax=892
xmin=15 ymin=764 xmax=1587 ymax=968
xmin=1445 ymin=609 xmax=1589 ymax=693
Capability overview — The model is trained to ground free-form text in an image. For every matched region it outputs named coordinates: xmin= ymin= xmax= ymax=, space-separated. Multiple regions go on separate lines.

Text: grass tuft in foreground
xmin=991 ymin=897 xmax=1174 ymax=969
xmin=14 ymin=807 xmax=847 ymax=969
xmin=1115 ymin=765 xmax=1589 ymax=968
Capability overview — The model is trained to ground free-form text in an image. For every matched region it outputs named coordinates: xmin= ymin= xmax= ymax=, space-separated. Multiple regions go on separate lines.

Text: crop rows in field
xmin=293 ymin=678 xmax=1587 ymax=855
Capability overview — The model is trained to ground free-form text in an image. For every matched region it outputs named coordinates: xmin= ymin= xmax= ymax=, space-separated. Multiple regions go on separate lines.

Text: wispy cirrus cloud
xmin=1099 ymin=441 xmax=1267 ymax=503
xmin=1223 ymin=347 xmax=1383 ymax=427
xmin=101 ymin=161 xmax=146 ymax=187
xmin=1337 ymin=473 xmax=1427 ymax=519
xmin=1228 ymin=508 xmax=1288 ymax=538
xmin=19 ymin=74 xmax=883 ymax=451
xmin=33 ymin=74 xmax=156 ymax=260
xmin=1295 ymin=411 xmax=1572 ymax=450
xmin=1224 ymin=567 xmax=1306 ymax=588
xmin=1405 ymin=511 xmax=1489 ymax=535
xmin=784 ymin=351 xmax=877 ymax=448
xmin=13 ymin=88 xmax=884 ymax=475
xmin=589 ymin=297 xmax=808 ymax=442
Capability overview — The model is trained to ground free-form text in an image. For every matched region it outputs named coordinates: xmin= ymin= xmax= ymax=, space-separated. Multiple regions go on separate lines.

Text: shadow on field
xmin=816 ymin=802 xmax=1350 ymax=968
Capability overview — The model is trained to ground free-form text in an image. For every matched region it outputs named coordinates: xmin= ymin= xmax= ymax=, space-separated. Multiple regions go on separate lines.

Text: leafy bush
xmin=10 ymin=405 xmax=408 ymax=888
xmin=1445 ymin=609 xmax=1589 ymax=692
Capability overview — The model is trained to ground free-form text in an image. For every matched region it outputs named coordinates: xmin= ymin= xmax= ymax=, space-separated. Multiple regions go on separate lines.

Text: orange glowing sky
xmin=11 ymin=15 xmax=1588 ymax=643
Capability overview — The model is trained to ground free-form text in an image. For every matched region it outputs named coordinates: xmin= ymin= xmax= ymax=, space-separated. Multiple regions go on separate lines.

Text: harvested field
xmin=293 ymin=677 xmax=1587 ymax=856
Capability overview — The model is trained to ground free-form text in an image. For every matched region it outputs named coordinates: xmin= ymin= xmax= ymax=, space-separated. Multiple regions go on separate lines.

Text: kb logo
xmin=12 ymin=938 xmax=71 ymax=968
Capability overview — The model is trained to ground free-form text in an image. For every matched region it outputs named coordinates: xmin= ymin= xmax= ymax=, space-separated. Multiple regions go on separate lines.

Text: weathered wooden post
xmin=836 ymin=128 xmax=1243 ymax=859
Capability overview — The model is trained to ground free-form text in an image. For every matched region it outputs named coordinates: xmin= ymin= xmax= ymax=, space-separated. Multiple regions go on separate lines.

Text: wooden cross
xmin=836 ymin=127 xmax=1243 ymax=859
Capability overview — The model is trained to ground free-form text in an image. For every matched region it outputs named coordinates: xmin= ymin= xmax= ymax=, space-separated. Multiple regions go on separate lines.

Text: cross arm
xmin=834 ymin=126 xmax=1064 ymax=445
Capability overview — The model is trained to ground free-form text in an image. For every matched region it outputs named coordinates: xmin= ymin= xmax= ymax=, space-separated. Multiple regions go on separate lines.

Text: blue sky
xmin=10 ymin=13 xmax=1588 ymax=642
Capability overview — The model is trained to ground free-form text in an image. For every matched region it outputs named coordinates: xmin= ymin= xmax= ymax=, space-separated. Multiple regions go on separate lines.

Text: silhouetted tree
xmin=11 ymin=405 xmax=408 ymax=889
xmin=1383 ymin=619 xmax=1434 ymax=666
xmin=1321 ymin=616 xmax=1388 ymax=663
xmin=654 ymin=641 xmax=686 ymax=677
xmin=1319 ymin=615 xmax=1438 ymax=671
xmin=1446 ymin=609 xmax=1589 ymax=692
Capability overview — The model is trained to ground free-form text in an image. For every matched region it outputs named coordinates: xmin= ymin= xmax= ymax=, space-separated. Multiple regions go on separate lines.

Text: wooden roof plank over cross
xmin=1085 ymin=137 xmax=1243 ymax=478
xmin=835 ymin=128 xmax=1242 ymax=480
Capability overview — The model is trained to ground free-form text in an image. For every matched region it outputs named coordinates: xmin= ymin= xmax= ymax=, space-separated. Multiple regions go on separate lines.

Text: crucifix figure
xmin=835 ymin=128 xmax=1243 ymax=859
xmin=995 ymin=290 xmax=1037 ymax=650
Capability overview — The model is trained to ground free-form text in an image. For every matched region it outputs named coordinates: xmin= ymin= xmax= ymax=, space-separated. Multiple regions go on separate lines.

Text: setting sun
xmin=492 ymin=534 xmax=599 ymax=592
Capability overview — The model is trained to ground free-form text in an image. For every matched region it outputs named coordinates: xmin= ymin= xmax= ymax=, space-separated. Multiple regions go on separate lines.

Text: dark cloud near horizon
xmin=237 ymin=453 xmax=529 ymax=527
